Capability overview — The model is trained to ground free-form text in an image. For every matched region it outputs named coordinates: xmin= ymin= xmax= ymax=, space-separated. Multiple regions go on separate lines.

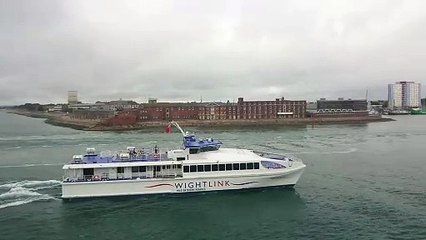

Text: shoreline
xmin=5 ymin=110 xmax=395 ymax=131
xmin=5 ymin=110 xmax=97 ymax=130
xmin=87 ymin=117 xmax=394 ymax=131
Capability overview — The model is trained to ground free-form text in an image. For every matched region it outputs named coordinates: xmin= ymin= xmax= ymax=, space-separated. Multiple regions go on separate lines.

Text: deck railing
xmin=70 ymin=152 xmax=170 ymax=164
xmin=63 ymin=173 xmax=183 ymax=182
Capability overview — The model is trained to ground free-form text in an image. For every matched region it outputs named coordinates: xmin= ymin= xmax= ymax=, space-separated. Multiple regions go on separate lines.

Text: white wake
xmin=0 ymin=180 xmax=60 ymax=209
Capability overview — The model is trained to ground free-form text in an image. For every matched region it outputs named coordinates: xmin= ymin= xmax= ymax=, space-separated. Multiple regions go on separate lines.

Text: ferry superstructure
xmin=61 ymin=122 xmax=306 ymax=199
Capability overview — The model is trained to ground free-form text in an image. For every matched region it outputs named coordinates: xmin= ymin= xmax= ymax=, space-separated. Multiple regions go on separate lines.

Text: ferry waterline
xmin=61 ymin=122 xmax=306 ymax=199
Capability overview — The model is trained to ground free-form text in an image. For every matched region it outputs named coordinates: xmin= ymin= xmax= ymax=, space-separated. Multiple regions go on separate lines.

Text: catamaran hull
xmin=62 ymin=166 xmax=305 ymax=199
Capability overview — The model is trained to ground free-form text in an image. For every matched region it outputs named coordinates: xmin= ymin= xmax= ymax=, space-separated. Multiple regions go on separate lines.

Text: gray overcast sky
xmin=1 ymin=0 xmax=425 ymax=105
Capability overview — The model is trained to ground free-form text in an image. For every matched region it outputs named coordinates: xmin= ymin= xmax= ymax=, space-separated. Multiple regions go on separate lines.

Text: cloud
xmin=1 ymin=0 xmax=426 ymax=105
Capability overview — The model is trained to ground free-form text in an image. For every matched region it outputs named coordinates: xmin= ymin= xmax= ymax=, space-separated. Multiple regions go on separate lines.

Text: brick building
xmin=234 ymin=97 xmax=306 ymax=119
xmin=139 ymin=102 xmax=200 ymax=121
xmin=138 ymin=97 xmax=306 ymax=121
xmin=71 ymin=110 xmax=115 ymax=120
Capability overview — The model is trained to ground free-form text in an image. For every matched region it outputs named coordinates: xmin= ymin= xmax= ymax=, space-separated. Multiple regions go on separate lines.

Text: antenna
xmin=365 ymin=89 xmax=368 ymax=100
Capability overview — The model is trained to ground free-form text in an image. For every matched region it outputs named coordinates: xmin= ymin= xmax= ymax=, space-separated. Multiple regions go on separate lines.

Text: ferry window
xmin=254 ymin=163 xmax=260 ymax=169
xmin=261 ymin=161 xmax=284 ymax=169
xmin=189 ymin=148 xmax=199 ymax=154
xmin=117 ymin=167 xmax=124 ymax=173
xmin=184 ymin=166 xmax=189 ymax=173
xmin=162 ymin=166 xmax=166 ymax=169
xmin=177 ymin=165 xmax=182 ymax=169
xmin=156 ymin=166 xmax=161 ymax=172
xmin=190 ymin=165 xmax=196 ymax=172
xmin=83 ymin=168 xmax=94 ymax=176
xmin=233 ymin=163 xmax=240 ymax=170
xmin=205 ymin=165 xmax=211 ymax=172
xmin=226 ymin=164 xmax=232 ymax=171
xmin=240 ymin=163 xmax=247 ymax=170
xmin=132 ymin=167 xmax=139 ymax=172
xmin=247 ymin=163 xmax=254 ymax=169
xmin=139 ymin=166 xmax=146 ymax=172
xmin=177 ymin=157 xmax=186 ymax=161
xmin=219 ymin=164 xmax=225 ymax=171
xmin=167 ymin=165 xmax=171 ymax=169
xmin=197 ymin=165 xmax=204 ymax=172
xmin=212 ymin=164 xmax=218 ymax=171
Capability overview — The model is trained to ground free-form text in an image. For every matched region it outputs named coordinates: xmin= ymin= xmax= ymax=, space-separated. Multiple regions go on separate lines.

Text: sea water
xmin=0 ymin=111 xmax=425 ymax=239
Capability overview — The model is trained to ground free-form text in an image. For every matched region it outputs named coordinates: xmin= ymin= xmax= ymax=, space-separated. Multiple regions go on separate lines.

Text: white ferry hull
xmin=62 ymin=166 xmax=305 ymax=199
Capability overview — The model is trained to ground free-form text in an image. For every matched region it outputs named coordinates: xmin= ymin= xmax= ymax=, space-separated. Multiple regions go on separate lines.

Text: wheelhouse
xmin=183 ymin=134 xmax=222 ymax=154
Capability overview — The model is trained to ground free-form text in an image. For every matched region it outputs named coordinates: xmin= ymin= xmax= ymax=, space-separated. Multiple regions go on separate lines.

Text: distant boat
xmin=410 ymin=108 xmax=426 ymax=115
xmin=61 ymin=121 xmax=306 ymax=199
xmin=388 ymin=110 xmax=410 ymax=115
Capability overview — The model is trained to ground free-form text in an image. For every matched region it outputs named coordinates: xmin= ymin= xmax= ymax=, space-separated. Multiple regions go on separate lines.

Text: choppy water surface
xmin=0 ymin=111 xmax=425 ymax=239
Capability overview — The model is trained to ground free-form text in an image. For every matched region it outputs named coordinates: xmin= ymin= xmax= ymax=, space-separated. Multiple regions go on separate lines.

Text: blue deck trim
xmin=73 ymin=153 xmax=168 ymax=164
xmin=183 ymin=135 xmax=222 ymax=149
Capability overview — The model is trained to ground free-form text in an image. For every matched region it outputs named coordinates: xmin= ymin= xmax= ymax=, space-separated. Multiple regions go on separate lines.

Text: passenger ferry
xmin=62 ymin=122 xmax=306 ymax=199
